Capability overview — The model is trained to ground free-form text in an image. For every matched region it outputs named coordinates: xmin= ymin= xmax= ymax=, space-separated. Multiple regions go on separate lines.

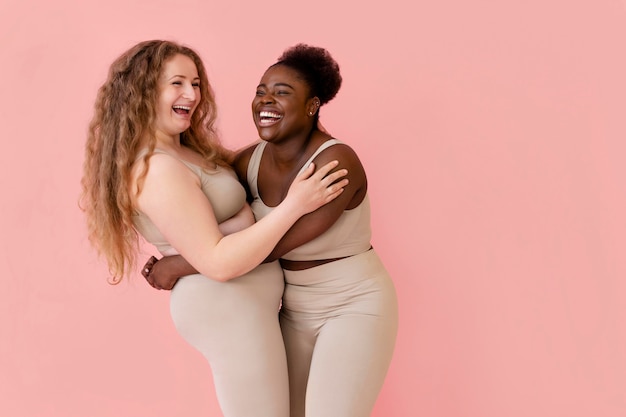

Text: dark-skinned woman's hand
xmin=141 ymin=255 xmax=198 ymax=290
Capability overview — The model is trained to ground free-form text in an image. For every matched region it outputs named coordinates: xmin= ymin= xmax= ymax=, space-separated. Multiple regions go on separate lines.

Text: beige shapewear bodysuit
xmin=133 ymin=149 xmax=289 ymax=417
xmin=246 ymin=139 xmax=399 ymax=417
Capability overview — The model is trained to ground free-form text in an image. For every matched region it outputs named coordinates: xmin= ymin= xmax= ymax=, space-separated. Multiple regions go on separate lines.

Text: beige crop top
xmin=132 ymin=149 xmax=246 ymax=256
xmin=247 ymin=139 xmax=372 ymax=261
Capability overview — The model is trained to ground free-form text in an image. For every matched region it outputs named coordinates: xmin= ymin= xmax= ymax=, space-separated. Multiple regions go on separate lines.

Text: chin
xmin=256 ymin=128 xmax=272 ymax=140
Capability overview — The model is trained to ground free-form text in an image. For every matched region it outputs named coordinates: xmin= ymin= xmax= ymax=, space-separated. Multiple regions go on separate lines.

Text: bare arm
xmin=142 ymin=204 xmax=255 ymax=290
xmin=258 ymin=143 xmax=367 ymax=261
xmin=135 ymin=153 xmax=348 ymax=283
xmin=142 ymin=142 xmax=364 ymax=290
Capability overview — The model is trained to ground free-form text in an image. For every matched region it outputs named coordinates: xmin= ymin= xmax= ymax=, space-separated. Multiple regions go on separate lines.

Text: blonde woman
xmin=80 ymin=40 xmax=348 ymax=417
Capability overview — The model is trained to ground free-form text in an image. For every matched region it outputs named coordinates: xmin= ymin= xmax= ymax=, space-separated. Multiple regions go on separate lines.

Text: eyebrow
xmin=168 ymin=75 xmax=201 ymax=81
xmin=257 ymin=82 xmax=295 ymax=89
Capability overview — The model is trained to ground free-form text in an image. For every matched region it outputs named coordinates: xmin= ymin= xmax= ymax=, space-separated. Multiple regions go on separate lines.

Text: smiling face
xmin=252 ymin=64 xmax=318 ymax=143
xmin=154 ymin=53 xmax=201 ymax=141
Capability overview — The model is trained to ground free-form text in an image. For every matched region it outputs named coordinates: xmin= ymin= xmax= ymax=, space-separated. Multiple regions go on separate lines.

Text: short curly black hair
xmin=272 ymin=43 xmax=342 ymax=106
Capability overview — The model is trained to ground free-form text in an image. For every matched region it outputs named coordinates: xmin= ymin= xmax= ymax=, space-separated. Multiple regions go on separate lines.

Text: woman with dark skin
xmin=144 ymin=44 xmax=398 ymax=417
xmin=82 ymin=40 xmax=349 ymax=417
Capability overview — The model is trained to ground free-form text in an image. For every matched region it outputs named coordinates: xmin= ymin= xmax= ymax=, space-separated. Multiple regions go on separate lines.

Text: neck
xmin=155 ymin=130 xmax=181 ymax=150
xmin=274 ymin=133 xmax=313 ymax=163
xmin=265 ymin=127 xmax=323 ymax=172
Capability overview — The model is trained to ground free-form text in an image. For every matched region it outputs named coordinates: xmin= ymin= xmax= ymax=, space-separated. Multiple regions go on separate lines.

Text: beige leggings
xmin=169 ymin=261 xmax=289 ymax=417
xmin=280 ymin=250 xmax=399 ymax=417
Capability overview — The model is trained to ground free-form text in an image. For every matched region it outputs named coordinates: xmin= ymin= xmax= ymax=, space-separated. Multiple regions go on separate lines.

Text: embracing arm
xmin=142 ymin=203 xmax=254 ymax=290
xmin=264 ymin=143 xmax=367 ymax=261
xmin=143 ymin=142 xmax=364 ymax=289
xmin=232 ymin=140 xmax=368 ymax=262
xmin=136 ymin=153 xmax=347 ymax=283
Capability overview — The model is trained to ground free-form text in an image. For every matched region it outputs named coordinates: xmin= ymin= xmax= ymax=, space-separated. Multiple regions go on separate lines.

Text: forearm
xmin=160 ymin=255 xmax=199 ymax=277
xmin=158 ymin=213 xmax=286 ymax=280
xmin=142 ymin=158 xmax=346 ymax=283
xmin=192 ymin=202 xmax=302 ymax=281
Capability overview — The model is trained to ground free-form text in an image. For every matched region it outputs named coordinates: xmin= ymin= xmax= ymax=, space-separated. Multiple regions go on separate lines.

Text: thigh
xmin=170 ymin=262 xmax=289 ymax=417
xmin=306 ymin=312 xmax=397 ymax=417
xmin=287 ymin=251 xmax=399 ymax=417
xmin=280 ymin=308 xmax=318 ymax=417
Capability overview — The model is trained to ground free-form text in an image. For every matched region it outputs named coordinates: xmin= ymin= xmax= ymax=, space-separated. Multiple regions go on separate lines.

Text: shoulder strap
xmin=246 ymin=141 xmax=267 ymax=197
xmin=136 ymin=148 xmax=203 ymax=177
xmin=246 ymin=138 xmax=342 ymax=193
xmin=297 ymin=139 xmax=342 ymax=175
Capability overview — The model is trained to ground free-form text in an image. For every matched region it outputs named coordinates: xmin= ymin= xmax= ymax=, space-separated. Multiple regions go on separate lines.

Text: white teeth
xmin=173 ymin=105 xmax=191 ymax=110
xmin=260 ymin=111 xmax=282 ymax=119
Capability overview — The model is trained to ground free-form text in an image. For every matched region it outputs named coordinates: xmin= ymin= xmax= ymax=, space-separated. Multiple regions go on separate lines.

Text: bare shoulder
xmin=143 ymin=152 xmax=190 ymax=176
xmin=318 ymin=141 xmax=360 ymax=160
xmin=132 ymin=152 xmax=198 ymax=193
xmin=313 ymin=140 xmax=364 ymax=174
xmin=312 ymin=139 xmax=367 ymax=194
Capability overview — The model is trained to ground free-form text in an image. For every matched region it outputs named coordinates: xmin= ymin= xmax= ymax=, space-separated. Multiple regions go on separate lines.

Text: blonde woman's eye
xmin=193 ymin=83 xmax=200 ymax=88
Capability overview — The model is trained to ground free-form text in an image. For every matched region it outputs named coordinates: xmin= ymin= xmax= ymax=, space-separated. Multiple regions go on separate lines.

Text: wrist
xmin=276 ymin=197 xmax=305 ymax=221
xmin=167 ymin=255 xmax=198 ymax=276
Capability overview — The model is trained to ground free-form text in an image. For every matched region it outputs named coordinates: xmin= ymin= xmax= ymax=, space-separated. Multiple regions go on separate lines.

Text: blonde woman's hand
xmin=284 ymin=160 xmax=348 ymax=215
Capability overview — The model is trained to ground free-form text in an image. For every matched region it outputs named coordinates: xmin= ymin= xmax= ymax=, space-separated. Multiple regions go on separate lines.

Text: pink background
xmin=1 ymin=1 xmax=625 ymax=416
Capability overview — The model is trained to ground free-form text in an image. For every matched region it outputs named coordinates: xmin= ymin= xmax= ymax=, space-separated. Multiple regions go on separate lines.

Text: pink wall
xmin=1 ymin=1 xmax=625 ymax=416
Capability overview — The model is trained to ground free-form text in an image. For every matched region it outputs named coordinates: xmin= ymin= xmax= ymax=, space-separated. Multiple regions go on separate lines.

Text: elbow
xmin=192 ymin=247 xmax=251 ymax=282
xmin=198 ymin=262 xmax=240 ymax=283
xmin=211 ymin=272 xmax=236 ymax=283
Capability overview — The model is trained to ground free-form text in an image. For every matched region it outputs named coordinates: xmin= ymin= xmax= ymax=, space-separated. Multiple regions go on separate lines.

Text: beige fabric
xmin=171 ymin=263 xmax=289 ymax=417
xmin=133 ymin=149 xmax=246 ymax=256
xmin=246 ymin=141 xmax=398 ymax=416
xmin=280 ymin=250 xmax=398 ymax=417
xmin=132 ymin=149 xmax=289 ymax=417
xmin=247 ymin=139 xmax=373 ymax=261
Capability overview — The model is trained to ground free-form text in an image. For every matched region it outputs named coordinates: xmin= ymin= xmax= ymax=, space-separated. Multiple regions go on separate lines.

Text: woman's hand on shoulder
xmin=265 ymin=142 xmax=366 ymax=260
xmin=283 ymin=160 xmax=349 ymax=216
xmin=314 ymin=143 xmax=367 ymax=207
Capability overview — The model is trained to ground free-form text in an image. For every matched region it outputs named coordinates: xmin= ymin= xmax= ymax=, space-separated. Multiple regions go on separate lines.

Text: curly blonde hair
xmin=80 ymin=40 xmax=231 ymax=283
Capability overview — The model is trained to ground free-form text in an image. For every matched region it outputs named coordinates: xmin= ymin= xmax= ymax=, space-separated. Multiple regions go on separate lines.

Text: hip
xmin=281 ymin=250 xmax=397 ymax=317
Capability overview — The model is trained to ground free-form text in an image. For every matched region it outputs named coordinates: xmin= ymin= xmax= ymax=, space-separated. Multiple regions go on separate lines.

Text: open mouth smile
xmin=259 ymin=111 xmax=283 ymax=126
xmin=173 ymin=105 xmax=192 ymax=115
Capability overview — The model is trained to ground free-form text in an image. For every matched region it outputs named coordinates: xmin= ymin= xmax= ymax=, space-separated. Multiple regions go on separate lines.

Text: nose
xmin=261 ymin=93 xmax=274 ymax=104
xmin=182 ymin=83 xmax=197 ymax=100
